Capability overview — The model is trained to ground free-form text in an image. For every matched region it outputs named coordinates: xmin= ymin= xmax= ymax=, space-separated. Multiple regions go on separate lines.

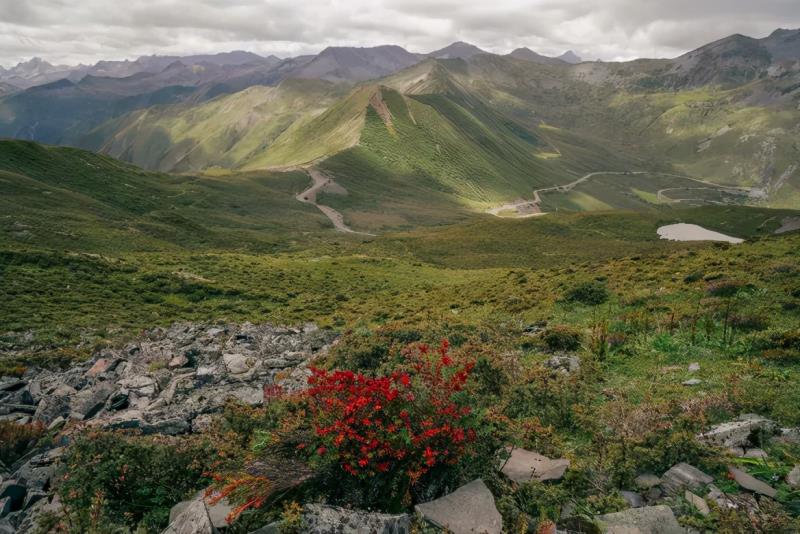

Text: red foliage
xmin=306 ymin=340 xmax=476 ymax=484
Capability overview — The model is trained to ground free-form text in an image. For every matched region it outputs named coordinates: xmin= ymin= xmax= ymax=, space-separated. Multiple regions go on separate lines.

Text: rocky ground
xmin=0 ymin=322 xmax=337 ymax=532
xmin=2 ymin=323 xmax=800 ymax=533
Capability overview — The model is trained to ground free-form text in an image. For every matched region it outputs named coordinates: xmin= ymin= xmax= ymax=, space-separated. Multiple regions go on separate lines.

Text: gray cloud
xmin=1 ymin=0 xmax=798 ymax=67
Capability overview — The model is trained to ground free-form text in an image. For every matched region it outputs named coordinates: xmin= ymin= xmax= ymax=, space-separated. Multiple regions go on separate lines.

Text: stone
xmin=108 ymin=391 xmax=129 ymax=410
xmin=0 ymin=481 xmax=25 ymax=512
xmin=248 ymin=523 xmax=280 ymax=534
xmin=0 ymin=380 xmax=26 ymax=392
xmin=0 ymin=498 xmax=10 ymax=519
xmin=170 ymin=493 xmax=233 ymax=530
xmin=595 ymin=505 xmax=683 ymax=534
xmin=47 ymin=416 xmax=65 ymax=431
xmin=787 ymin=466 xmax=800 ymax=488
xmin=302 ymin=504 xmax=410 ymax=534
xmin=688 ymin=362 xmax=700 ymax=373
xmin=682 ymin=379 xmax=702 ymax=386
xmin=69 ymin=382 xmax=114 ymax=420
xmin=85 ymin=358 xmax=117 ymax=378
xmin=192 ymin=414 xmax=214 ymax=433
xmin=223 ymin=353 xmax=254 ymax=375
xmin=415 ymin=479 xmax=501 ymax=534
xmin=698 ymin=415 xmax=778 ymax=449
xmin=117 ymin=375 xmax=158 ymax=397
xmin=162 ymin=499 xmax=218 ymax=534
xmin=168 ymin=355 xmax=189 ymax=369
xmin=684 ymin=490 xmax=710 ymax=516
xmin=728 ymin=466 xmax=777 ymax=498
xmin=544 ymin=355 xmax=580 ymax=374
xmin=728 ymin=447 xmax=768 ymax=459
xmin=33 ymin=394 xmax=72 ymax=424
xmin=501 ymin=448 xmax=570 ymax=483
xmin=620 ymin=491 xmax=644 ymax=508
xmin=659 ymin=463 xmax=713 ymax=496
xmin=634 ymin=474 xmax=661 ymax=490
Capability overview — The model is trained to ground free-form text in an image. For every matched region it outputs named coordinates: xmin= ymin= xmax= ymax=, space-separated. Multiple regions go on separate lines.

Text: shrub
xmin=306 ymin=340 xmax=480 ymax=510
xmin=57 ymin=432 xmax=216 ymax=532
xmin=0 ymin=421 xmax=45 ymax=465
xmin=564 ymin=281 xmax=609 ymax=306
xmin=328 ymin=330 xmax=389 ymax=371
xmin=543 ymin=326 xmax=582 ymax=352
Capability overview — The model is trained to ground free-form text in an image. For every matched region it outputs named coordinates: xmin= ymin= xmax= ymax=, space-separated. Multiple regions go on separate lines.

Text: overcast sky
xmin=2 ymin=0 xmax=799 ymax=67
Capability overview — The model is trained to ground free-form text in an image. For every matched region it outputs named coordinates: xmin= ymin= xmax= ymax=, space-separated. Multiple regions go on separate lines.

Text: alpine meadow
xmin=1 ymin=3 xmax=800 ymax=533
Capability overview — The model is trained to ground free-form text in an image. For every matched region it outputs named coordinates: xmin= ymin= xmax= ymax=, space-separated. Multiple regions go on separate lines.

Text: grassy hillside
xmin=0 ymin=139 xmax=337 ymax=252
xmin=82 ymin=79 xmax=347 ymax=173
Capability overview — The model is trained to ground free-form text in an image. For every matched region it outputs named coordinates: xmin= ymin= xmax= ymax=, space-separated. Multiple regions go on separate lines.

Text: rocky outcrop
xmin=658 ymin=463 xmax=713 ymax=496
xmin=1 ymin=322 xmax=337 ymax=433
xmin=697 ymin=414 xmax=778 ymax=449
xmin=595 ymin=505 xmax=684 ymax=534
xmin=303 ymin=504 xmax=410 ymax=533
xmin=0 ymin=322 xmax=336 ymax=533
xmin=501 ymin=447 xmax=570 ymax=483
xmin=162 ymin=499 xmax=218 ymax=534
xmin=415 ymin=479 xmax=502 ymax=534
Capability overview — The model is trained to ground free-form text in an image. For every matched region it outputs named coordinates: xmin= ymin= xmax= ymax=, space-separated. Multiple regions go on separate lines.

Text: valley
xmin=1 ymin=24 xmax=800 ymax=534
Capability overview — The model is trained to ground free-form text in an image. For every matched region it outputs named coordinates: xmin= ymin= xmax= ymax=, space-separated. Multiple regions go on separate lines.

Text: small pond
xmin=657 ymin=223 xmax=744 ymax=244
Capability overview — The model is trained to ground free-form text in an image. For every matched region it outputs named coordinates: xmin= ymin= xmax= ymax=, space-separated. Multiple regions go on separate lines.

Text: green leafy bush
xmin=57 ymin=432 xmax=216 ymax=532
xmin=564 ymin=281 xmax=609 ymax=306
xmin=543 ymin=326 xmax=583 ymax=352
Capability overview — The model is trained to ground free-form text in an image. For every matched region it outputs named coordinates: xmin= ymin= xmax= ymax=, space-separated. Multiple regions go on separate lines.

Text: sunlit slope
xmin=81 ymin=79 xmax=346 ymax=173
xmin=0 ymin=140 xmax=329 ymax=251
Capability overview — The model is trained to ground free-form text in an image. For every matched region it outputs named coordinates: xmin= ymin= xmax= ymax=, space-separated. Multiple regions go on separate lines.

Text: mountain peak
xmin=428 ymin=41 xmax=487 ymax=59
xmin=558 ymin=50 xmax=582 ymax=64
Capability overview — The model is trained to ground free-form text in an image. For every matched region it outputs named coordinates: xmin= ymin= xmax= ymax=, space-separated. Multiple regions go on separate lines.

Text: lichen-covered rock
xmin=415 ymin=479 xmax=502 ymax=534
xmin=501 ymin=447 xmax=569 ymax=483
xmin=659 ymin=463 xmax=713 ymax=496
xmin=697 ymin=415 xmax=778 ymax=448
xmin=302 ymin=504 xmax=410 ymax=533
xmin=14 ymin=322 xmax=336 ymax=436
xmin=595 ymin=505 xmax=684 ymax=534
xmin=162 ymin=499 xmax=217 ymax=534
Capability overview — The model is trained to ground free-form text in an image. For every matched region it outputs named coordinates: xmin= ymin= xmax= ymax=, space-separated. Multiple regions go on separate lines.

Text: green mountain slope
xmin=81 ymin=79 xmax=347 ymax=173
xmin=0 ymin=140 xmax=332 ymax=252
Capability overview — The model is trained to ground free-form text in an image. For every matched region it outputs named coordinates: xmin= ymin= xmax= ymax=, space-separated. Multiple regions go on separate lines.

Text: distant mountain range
xmin=1 ymin=28 xmax=798 ymax=226
xmin=0 ymin=41 xmax=581 ymax=91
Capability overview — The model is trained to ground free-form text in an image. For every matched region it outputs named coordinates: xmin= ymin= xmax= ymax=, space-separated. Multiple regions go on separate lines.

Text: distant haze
xmin=1 ymin=0 xmax=799 ymax=66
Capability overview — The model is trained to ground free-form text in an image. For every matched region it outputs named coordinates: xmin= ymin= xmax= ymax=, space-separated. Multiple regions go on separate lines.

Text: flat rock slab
xmin=660 ymin=463 xmax=713 ymax=496
xmin=787 ymin=465 xmax=800 ymax=487
xmin=728 ymin=466 xmax=777 ymax=498
xmin=595 ymin=505 xmax=684 ymax=534
xmin=698 ymin=415 xmax=777 ymax=449
xmin=170 ymin=494 xmax=233 ymax=530
xmin=415 ymin=479 xmax=502 ymax=534
xmin=303 ymin=504 xmax=410 ymax=534
xmin=501 ymin=448 xmax=570 ymax=483
xmin=162 ymin=499 xmax=217 ymax=534
xmin=684 ymin=490 xmax=710 ymax=516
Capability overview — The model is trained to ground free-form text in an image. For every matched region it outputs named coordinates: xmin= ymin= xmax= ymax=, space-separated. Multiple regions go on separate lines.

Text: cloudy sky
xmin=2 ymin=0 xmax=799 ymax=67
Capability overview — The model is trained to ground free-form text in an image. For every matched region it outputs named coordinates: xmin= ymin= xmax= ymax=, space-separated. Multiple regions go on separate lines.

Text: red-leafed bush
xmin=307 ymin=340 xmax=476 ymax=485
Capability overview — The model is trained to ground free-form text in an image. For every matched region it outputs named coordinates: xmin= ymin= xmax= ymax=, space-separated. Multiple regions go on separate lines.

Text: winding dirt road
xmin=297 ymin=169 xmax=375 ymax=236
xmin=487 ymin=171 xmax=756 ymax=217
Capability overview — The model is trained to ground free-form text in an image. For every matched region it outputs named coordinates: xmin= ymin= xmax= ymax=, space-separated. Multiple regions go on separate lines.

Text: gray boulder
xmin=415 ymin=479 xmax=502 ymax=534
xmin=698 ymin=415 xmax=777 ymax=449
xmin=659 ymin=463 xmax=713 ymax=496
xmin=787 ymin=465 xmax=800 ymax=488
xmin=302 ymin=504 xmax=410 ymax=533
xmin=728 ymin=466 xmax=777 ymax=498
xmin=595 ymin=505 xmax=684 ymax=533
xmin=501 ymin=447 xmax=569 ymax=483
xmin=162 ymin=499 xmax=218 ymax=534
xmin=620 ymin=491 xmax=644 ymax=508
